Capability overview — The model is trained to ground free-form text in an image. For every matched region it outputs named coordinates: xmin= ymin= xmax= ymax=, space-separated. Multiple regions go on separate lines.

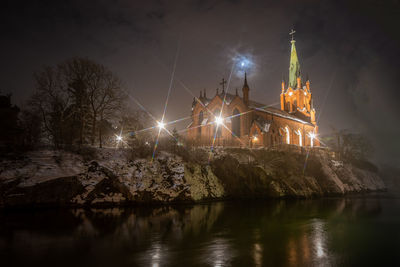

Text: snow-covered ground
xmin=0 ymin=147 xmax=386 ymax=208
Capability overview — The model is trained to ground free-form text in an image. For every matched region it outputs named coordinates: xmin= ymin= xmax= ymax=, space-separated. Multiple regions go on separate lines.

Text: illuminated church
xmin=186 ymin=36 xmax=319 ymax=148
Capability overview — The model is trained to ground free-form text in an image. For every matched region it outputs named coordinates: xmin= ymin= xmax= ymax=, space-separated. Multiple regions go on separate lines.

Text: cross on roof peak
xmin=289 ymin=29 xmax=296 ymax=41
xmin=219 ymin=78 xmax=227 ymax=91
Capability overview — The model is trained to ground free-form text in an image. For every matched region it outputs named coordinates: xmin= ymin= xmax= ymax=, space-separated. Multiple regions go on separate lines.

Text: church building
xmin=186 ymin=35 xmax=320 ymax=148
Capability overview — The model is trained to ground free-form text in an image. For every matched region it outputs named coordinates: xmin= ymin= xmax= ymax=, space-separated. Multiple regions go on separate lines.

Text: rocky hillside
xmin=0 ymin=147 xmax=386 ymax=208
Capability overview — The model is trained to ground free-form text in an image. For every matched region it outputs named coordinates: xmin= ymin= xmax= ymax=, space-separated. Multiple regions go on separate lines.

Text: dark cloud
xmin=1 ymin=0 xmax=399 ymax=164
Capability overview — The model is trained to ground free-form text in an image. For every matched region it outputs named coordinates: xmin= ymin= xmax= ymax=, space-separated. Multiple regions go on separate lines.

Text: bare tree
xmin=119 ymin=108 xmax=152 ymax=147
xmin=341 ymin=133 xmax=374 ymax=160
xmin=19 ymin=108 xmax=42 ymax=148
xmin=30 ymin=66 xmax=71 ymax=147
xmin=323 ymin=127 xmax=374 ymax=161
xmin=94 ymin=73 xmax=124 ymax=148
xmin=29 ymin=58 xmax=125 ymax=148
xmin=59 ymin=58 xmax=94 ymax=146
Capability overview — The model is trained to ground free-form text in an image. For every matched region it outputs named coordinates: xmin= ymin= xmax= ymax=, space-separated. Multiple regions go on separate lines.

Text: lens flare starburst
xmin=157 ymin=121 xmax=165 ymax=129
xmin=215 ymin=116 xmax=223 ymax=125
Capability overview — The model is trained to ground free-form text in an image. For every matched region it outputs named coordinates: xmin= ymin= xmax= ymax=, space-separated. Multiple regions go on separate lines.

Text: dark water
xmin=1 ymin=197 xmax=400 ymax=267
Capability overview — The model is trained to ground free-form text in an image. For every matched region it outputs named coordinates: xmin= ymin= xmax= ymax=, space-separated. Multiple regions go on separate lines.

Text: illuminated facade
xmin=186 ymin=37 xmax=319 ymax=148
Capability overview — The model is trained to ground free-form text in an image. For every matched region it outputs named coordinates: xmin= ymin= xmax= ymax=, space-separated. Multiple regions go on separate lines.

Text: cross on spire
xmin=289 ymin=29 xmax=296 ymax=41
xmin=219 ymin=78 xmax=227 ymax=91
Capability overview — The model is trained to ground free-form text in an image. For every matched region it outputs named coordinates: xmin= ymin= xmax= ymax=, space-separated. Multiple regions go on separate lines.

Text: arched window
xmin=198 ymin=111 xmax=203 ymax=137
xmin=213 ymin=109 xmax=222 ymax=137
xmin=297 ymin=129 xmax=302 ymax=146
xmin=232 ymin=108 xmax=241 ymax=137
xmin=285 ymin=126 xmax=290 ymax=144
xmin=308 ymin=131 xmax=315 ymax=147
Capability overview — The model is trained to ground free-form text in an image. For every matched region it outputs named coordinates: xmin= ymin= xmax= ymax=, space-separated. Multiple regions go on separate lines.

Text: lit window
xmin=298 ymin=130 xmax=302 ymax=146
xmin=285 ymin=127 xmax=290 ymax=144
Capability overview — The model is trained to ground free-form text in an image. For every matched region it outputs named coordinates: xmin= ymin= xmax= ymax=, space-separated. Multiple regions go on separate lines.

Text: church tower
xmin=280 ymin=30 xmax=317 ymax=125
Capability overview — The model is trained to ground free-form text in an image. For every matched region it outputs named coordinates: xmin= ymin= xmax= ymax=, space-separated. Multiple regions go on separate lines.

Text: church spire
xmin=288 ymin=30 xmax=301 ymax=88
xmin=242 ymin=72 xmax=249 ymax=106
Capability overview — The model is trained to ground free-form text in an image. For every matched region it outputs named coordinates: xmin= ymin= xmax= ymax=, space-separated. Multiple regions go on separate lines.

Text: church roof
xmin=289 ymin=39 xmax=301 ymax=88
xmin=221 ymin=93 xmax=237 ymax=105
xmin=250 ymin=104 xmax=312 ymax=125
xmin=195 ymin=89 xmax=312 ymax=126
xmin=197 ymin=92 xmax=238 ymax=106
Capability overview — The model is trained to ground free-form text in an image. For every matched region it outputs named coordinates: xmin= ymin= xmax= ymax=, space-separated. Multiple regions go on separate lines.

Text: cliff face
xmin=0 ymin=148 xmax=385 ymax=208
xmin=211 ymin=148 xmax=385 ymax=198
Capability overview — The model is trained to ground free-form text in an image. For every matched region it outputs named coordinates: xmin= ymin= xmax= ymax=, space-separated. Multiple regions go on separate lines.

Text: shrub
xmin=350 ymin=158 xmax=379 ymax=173
xmin=127 ymin=142 xmax=153 ymax=161
xmin=63 ymin=144 xmax=97 ymax=161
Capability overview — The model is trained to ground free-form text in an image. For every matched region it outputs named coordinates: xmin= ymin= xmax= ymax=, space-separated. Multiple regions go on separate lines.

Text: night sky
xmin=1 ymin=0 xmax=399 ymax=164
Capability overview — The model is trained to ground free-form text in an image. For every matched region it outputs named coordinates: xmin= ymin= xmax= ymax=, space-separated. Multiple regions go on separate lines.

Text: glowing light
xmin=157 ymin=121 xmax=165 ymax=129
xmin=304 ymin=91 xmax=307 ymax=95
xmin=253 ymin=136 xmax=258 ymax=141
xmin=236 ymin=57 xmax=251 ymax=69
xmin=233 ymin=54 xmax=254 ymax=77
xmin=308 ymin=132 xmax=316 ymax=147
xmin=288 ymin=91 xmax=293 ymax=96
xmin=116 ymin=135 xmax=123 ymax=142
xmin=215 ymin=116 xmax=223 ymax=125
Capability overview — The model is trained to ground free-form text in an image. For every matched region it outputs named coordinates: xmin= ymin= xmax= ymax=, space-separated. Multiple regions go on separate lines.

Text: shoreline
xmin=1 ymin=189 xmax=392 ymax=211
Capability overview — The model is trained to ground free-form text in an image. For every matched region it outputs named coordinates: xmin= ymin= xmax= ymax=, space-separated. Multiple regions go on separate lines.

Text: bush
xmin=350 ymin=158 xmax=379 ymax=173
xmin=63 ymin=145 xmax=97 ymax=161
xmin=127 ymin=142 xmax=153 ymax=161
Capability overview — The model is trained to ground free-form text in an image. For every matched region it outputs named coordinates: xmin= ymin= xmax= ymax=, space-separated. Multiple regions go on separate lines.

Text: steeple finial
xmin=204 ymin=89 xmax=207 ymax=98
xmin=244 ymin=72 xmax=248 ymax=87
xmin=289 ymin=29 xmax=296 ymax=42
xmin=200 ymin=90 xmax=203 ymax=98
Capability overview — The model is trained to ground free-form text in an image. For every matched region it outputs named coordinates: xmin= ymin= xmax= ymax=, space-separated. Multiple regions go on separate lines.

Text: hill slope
xmin=0 ymin=148 xmax=385 ymax=208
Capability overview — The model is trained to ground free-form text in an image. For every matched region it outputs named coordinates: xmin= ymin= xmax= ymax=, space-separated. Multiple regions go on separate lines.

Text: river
xmin=1 ymin=196 xmax=399 ymax=266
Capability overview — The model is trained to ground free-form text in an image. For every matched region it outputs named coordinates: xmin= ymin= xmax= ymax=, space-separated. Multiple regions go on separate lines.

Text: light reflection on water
xmin=310 ymin=219 xmax=330 ymax=266
xmin=1 ymin=197 xmax=400 ymax=266
xmin=207 ymin=238 xmax=233 ymax=267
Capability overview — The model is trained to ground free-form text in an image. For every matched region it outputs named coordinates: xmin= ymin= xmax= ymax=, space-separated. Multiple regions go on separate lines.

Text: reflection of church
xmin=186 ymin=35 xmax=320 ymax=148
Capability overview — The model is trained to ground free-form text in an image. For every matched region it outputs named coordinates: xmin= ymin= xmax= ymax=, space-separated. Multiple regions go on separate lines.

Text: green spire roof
xmin=289 ymin=39 xmax=300 ymax=88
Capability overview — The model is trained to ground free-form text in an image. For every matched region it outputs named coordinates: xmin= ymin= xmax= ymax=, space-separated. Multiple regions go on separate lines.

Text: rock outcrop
xmin=0 ymin=148 xmax=386 ymax=208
